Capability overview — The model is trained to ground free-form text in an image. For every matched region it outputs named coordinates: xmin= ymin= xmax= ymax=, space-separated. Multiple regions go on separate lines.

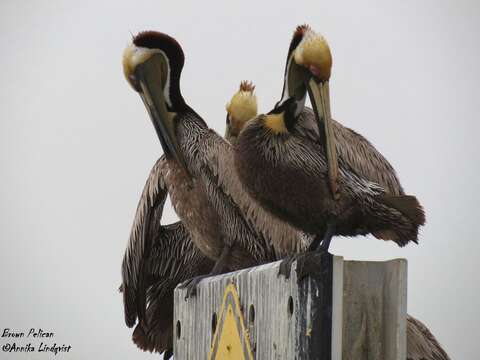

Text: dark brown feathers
xmin=239 ymin=80 xmax=255 ymax=93
xmin=121 ymin=156 xmax=213 ymax=354
xmin=132 ymin=31 xmax=187 ymax=110
xmin=380 ymin=195 xmax=426 ymax=228
xmin=294 ymin=24 xmax=311 ymax=38
xmin=288 ymin=24 xmax=309 ymax=58
xmin=407 ymin=315 xmax=451 ymax=360
xmin=133 ymin=31 xmax=185 ymax=69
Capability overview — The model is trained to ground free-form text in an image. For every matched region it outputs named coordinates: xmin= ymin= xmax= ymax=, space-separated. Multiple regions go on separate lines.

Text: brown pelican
xmin=122 ymin=31 xmax=311 ymax=296
xmin=234 ymin=25 xmax=425 ymax=276
xmin=223 ymin=84 xmax=448 ymax=360
xmin=119 ymin=81 xmax=259 ymax=356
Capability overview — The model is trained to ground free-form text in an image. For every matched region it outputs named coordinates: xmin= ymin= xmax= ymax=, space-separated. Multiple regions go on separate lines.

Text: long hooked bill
xmin=307 ymin=78 xmax=339 ymax=199
xmin=134 ymin=55 xmax=190 ymax=176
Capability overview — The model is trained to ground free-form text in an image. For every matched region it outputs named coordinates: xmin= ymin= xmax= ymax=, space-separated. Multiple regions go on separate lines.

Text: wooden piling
xmin=174 ymin=255 xmax=407 ymax=360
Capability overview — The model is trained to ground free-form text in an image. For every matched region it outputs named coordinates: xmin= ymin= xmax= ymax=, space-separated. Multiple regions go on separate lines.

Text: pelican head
xmin=293 ymin=26 xmax=338 ymax=197
xmin=123 ymin=31 xmax=189 ymax=173
xmin=269 ymin=25 xmax=338 ymax=196
xmin=225 ymin=81 xmax=258 ymax=144
xmin=293 ymin=27 xmax=332 ymax=83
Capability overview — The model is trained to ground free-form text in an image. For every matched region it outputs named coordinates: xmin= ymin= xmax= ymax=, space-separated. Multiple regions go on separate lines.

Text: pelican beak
xmin=306 ymin=77 xmax=339 ymax=198
xmin=134 ymin=54 xmax=190 ymax=174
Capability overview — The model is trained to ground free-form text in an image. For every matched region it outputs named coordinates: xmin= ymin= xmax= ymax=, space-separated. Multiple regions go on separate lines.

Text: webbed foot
xmin=278 ymin=254 xmax=300 ymax=279
xmin=179 ymin=274 xmax=210 ymax=299
xmin=295 ymin=249 xmax=331 ymax=282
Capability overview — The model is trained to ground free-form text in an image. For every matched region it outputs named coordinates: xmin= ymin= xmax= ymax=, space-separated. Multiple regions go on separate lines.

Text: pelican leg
xmin=281 ymin=222 xmax=336 ymax=282
xmin=295 ymin=252 xmax=329 ymax=281
xmin=318 ymin=221 xmax=336 ymax=252
xmin=278 ymin=252 xmax=326 ymax=281
xmin=279 ymin=231 xmax=325 ymax=279
xmin=180 ymin=244 xmax=231 ymax=299
xmin=307 ymin=233 xmax=323 ymax=252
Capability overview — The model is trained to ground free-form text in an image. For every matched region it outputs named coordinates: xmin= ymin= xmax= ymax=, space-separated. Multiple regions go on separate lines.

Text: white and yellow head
xmin=225 ymin=81 xmax=258 ymax=143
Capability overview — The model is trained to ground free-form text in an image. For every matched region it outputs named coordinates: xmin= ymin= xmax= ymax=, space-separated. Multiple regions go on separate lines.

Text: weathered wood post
xmin=173 ymin=255 xmax=407 ymax=360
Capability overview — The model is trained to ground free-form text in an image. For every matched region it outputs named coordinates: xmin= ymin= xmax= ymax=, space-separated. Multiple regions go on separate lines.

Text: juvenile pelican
xmin=123 ymin=31 xmax=308 ymax=296
xmin=234 ymin=25 xmax=425 ymax=276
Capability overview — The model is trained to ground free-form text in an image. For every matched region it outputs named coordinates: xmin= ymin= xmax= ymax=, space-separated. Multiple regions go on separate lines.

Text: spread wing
xmin=407 ymin=315 xmax=450 ymax=360
xmin=200 ymin=129 xmax=311 ymax=258
xmin=121 ymin=156 xmax=169 ymax=328
xmin=131 ymin=222 xmax=212 ymax=356
xmin=120 ymin=156 xmax=212 ymax=356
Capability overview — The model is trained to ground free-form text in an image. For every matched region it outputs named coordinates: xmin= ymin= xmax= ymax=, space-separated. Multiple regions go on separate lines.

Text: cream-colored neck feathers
xmin=226 ymin=81 xmax=258 ymax=136
xmin=294 ymin=29 xmax=332 ymax=82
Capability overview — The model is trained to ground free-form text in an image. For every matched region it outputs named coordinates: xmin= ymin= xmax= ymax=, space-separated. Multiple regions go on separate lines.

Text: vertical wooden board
xmin=331 ymin=256 xmax=344 ymax=360
xmin=341 ymin=259 xmax=407 ymax=360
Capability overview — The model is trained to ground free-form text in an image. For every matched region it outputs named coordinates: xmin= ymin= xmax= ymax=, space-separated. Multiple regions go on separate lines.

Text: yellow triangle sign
xmin=208 ymin=283 xmax=254 ymax=360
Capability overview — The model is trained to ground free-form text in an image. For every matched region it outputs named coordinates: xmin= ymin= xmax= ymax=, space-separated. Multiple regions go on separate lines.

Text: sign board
xmin=208 ymin=283 xmax=254 ymax=360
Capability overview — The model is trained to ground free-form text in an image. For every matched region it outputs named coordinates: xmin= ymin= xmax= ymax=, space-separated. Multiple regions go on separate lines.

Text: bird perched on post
xmin=119 ymin=79 xmax=267 ymax=356
xmin=120 ymin=76 xmax=442 ymax=359
xmin=119 ymin=77 xmax=309 ymax=356
xmin=122 ymin=31 xmax=308 ymax=298
xmin=234 ymin=25 xmax=425 ymax=278
xmin=224 ymin=81 xmax=447 ymax=360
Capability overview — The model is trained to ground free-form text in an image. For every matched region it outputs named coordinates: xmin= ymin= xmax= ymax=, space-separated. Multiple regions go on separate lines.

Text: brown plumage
xmin=226 ymin=84 xmax=445 ymax=359
xmin=120 ymin=79 xmax=309 ymax=354
xmin=121 ymin=72 xmax=433 ymax=357
xmin=407 ymin=315 xmax=451 ymax=360
xmin=236 ymin=115 xmax=424 ymax=246
xmin=234 ymin=25 xmax=425 ymax=257
xmin=123 ymin=29 xmax=312 ymax=288
xmin=120 ymin=157 xmax=212 ymax=357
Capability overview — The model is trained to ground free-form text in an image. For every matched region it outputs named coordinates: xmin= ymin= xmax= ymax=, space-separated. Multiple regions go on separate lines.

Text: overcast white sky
xmin=1 ymin=0 xmax=479 ymax=359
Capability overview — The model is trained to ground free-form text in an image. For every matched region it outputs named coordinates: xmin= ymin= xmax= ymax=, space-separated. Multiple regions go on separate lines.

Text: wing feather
xmin=297 ymin=108 xmax=404 ymax=195
xmin=407 ymin=315 xmax=450 ymax=360
xmin=121 ymin=156 xmax=169 ymax=327
xmin=200 ymin=130 xmax=311 ymax=257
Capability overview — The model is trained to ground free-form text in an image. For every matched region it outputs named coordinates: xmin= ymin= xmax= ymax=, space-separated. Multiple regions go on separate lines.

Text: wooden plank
xmin=342 ymin=259 xmax=407 ymax=360
xmin=173 ymin=256 xmax=407 ymax=360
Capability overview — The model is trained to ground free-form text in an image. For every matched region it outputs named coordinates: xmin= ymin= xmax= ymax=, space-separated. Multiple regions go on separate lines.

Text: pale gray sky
xmin=1 ymin=0 xmax=479 ymax=359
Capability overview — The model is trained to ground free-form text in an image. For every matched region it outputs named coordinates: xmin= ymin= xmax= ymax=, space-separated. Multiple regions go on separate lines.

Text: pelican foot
xmin=278 ymin=254 xmax=302 ymax=279
xmin=295 ymin=249 xmax=331 ymax=282
xmin=179 ymin=274 xmax=210 ymax=299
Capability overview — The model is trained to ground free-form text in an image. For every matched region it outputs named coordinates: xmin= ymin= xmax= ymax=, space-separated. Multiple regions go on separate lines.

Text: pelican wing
xmin=297 ymin=108 xmax=404 ymax=195
xmin=200 ymin=130 xmax=310 ymax=258
xmin=121 ymin=156 xmax=170 ymax=328
xmin=132 ymin=222 xmax=212 ymax=356
xmin=407 ymin=315 xmax=450 ymax=360
xmin=121 ymin=156 xmax=212 ymax=356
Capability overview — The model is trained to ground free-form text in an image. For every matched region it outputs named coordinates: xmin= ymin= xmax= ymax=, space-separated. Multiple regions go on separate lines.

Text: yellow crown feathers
xmin=226 ymin=81 xmax=258 ymax=126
